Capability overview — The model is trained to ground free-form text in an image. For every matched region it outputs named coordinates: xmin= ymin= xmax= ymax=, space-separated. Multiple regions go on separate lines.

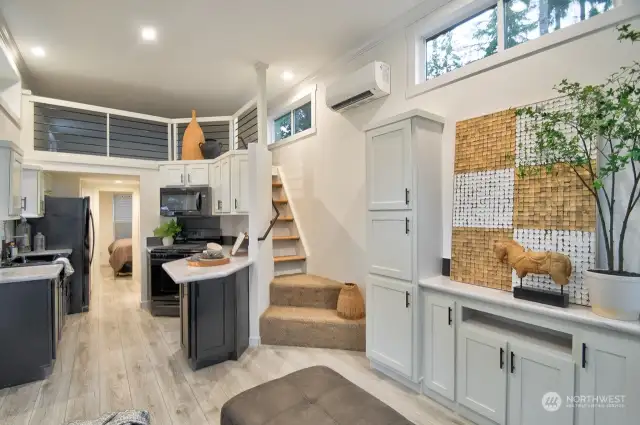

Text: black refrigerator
xmin=32 ymin=196 xmax=94 ymax=314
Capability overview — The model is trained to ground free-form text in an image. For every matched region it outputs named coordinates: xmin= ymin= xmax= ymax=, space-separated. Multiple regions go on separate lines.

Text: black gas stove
xmin=148 ymin=227 xmax=222 ymax=317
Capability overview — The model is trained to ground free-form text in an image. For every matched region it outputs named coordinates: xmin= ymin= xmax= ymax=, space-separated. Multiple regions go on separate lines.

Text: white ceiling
xmin=0 ymin=0 xmax=425 ymax=118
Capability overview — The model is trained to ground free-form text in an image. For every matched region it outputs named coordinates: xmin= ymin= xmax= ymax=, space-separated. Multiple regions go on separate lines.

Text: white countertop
xmin=162 ymin=249 xmax=253 ymax=284
xmin=20 ymin=249 xmax=73 ymax=257
xmin=0 ymin=264 xmax=64 ymax=284
xmin=419 ymin=275 xmax=640 ymax=337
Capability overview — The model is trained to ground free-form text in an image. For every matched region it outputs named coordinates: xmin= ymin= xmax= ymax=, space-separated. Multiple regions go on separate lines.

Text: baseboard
xmin=422 ymin=386 xmax=497 ymax=425
xmin=249 ymin=336 xmax=261 ymax=347
xmin=369 ymin=360 xmax=421 ymax=393
xmin=140 ymin=300 xmax=151 ymax=311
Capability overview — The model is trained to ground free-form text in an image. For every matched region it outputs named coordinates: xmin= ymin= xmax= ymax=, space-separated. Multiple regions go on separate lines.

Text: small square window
xmin=425 ymin=6 xmax=498 ymax=80
xmin=293 ymin=102 xmax=312 ymax=134
xmin=274 ymin=113 xmax=292 ymax=142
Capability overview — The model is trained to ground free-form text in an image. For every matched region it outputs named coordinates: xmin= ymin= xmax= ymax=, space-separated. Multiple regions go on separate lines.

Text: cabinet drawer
xmin=368 ymin=211 xmax=413 ymax=281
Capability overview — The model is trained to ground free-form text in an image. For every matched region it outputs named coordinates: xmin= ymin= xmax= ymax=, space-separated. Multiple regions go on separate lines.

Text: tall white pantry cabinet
xmin=364 ymin=110 xmax=444 ymax=383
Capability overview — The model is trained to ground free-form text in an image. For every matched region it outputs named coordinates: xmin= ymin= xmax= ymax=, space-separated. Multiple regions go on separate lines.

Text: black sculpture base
xmin=513 ymin=286 xmax=569 ymax=308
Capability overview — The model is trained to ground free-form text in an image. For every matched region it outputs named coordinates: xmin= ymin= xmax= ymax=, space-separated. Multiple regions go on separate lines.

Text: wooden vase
xmin=337 ymin=283 xmax=365 ymax=320
xmin=181 ymin=110 xmax=205 ymax=160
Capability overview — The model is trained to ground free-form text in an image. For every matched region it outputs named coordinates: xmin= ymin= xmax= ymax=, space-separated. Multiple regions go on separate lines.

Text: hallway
xmin=0 ymin=268 xmax=469 ymax=425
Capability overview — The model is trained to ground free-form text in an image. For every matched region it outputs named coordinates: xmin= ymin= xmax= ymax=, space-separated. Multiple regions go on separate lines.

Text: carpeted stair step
xmin=270 ymin=274 xmax=344 ymax=309
xmin=260 ymin=306 xmax=365 ymax=351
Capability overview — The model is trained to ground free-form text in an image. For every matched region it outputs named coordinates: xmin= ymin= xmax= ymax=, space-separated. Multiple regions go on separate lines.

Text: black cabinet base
xmin=513 ymin=286 xmax=569 ymax=308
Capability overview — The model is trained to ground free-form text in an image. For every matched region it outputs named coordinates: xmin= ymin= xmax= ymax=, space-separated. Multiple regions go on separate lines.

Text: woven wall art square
xmin=453 ymin=169 xmax=514 ymax=228
xmin=451 ymin=228 xmax=513 ymax=290
xmin=455 ymin=110 xmax=515 ymax=173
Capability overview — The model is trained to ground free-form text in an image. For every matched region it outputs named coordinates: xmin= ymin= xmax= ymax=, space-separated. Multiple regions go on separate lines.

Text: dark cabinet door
xmin=193 ymin=277 xmax=234 ymax=360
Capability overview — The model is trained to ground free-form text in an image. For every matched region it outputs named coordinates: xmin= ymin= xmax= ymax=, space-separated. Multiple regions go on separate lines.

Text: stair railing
xmin=258 ymin=200 xmax=280 ymax=241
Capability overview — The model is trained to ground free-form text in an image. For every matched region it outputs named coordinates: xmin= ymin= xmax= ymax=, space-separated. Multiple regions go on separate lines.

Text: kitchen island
xmin=163 ymin=253 xmax=252 ymax=371
xmin=0 ymin=264 xmax=65 ymax=389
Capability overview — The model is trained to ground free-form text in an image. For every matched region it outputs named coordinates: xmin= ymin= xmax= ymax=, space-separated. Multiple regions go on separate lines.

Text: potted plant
xmin=153 ymin=219 xmax=182 ymax=247
xmin=516 ymin=25 xmax=640 ymax=320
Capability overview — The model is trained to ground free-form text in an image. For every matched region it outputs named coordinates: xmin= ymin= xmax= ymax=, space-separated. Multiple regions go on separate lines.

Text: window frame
xmin=406 ymin=0 xmax=635 ymax=98
xmin=268 ymin=84 xmax=317 ymax=149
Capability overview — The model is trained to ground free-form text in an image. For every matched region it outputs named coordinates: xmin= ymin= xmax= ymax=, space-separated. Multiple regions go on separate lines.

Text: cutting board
xmin=186 ymin=257 xmax=231 ymax=267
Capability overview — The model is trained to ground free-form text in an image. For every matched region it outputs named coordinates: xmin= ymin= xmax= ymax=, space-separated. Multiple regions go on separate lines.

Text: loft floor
xmin=0 ymin=267 xmax=470 ymax=425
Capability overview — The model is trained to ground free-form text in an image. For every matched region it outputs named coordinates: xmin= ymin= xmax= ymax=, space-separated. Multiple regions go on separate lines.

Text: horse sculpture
xmin=493 ymin=240 xmax=572 ymax=286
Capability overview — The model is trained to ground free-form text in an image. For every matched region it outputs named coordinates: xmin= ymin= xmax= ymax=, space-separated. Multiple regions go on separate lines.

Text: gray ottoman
xmin=221 ymin=366 xmax=413 ymax=425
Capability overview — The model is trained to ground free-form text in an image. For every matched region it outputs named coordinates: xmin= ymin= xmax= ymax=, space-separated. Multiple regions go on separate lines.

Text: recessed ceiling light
xmin=115 ymin=180 xmax=123 ymax=184
xmin=141 ymin=26 xmax=157 ymax=42
xmin=31 ymin=46 xmax=45 ymax=57
xmin=281 ymin=71 xmax=294 ymax=81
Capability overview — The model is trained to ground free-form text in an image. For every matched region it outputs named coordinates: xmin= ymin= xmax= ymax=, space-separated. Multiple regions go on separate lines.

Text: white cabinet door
xmin=508 ymin=340 xmax=575 ymax=425
xmin=366 ymin=120 xmax=412 ymax=211
xmin=162 ymin=165 xmax=185 ymax=187
xmin=578 ymin=332 xmax=640 ymax=425
xmin=21 ymin=169 xmax=42 ymax=218
xmin=232 ymin=155 xmax=249 ymax=213
xmin=368 ymin=211 xmax=413 ymax=281
xmin=210 ymin=161 xmax=222 ymax=214
xmin=219 ymin=157 xmax=231 ymax=213
xmin=457 ymin=324 xmax=508 ymax=425
xmin=366 ymin=275 xmax=414 ymax=379
xmin=10 ymin=151 xmax=22 ymax=217
xmin=423 ymin=293 xmax=455 ymax=401
xmin=185 ymin=164 xmax=209 ymax=186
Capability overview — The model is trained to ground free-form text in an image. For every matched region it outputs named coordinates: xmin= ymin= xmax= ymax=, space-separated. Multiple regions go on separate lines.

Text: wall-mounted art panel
xmin=452 ymin=97 xmax=596 ymax=306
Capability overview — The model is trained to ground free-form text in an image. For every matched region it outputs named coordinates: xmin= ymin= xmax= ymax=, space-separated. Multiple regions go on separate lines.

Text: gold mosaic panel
xmin=451 ymin=228 xmax=514 ymax=291
xmin=455 ymin=110 xmax=516 ymax=173
xmin=514 ymin=163 xmax=596 ymax=231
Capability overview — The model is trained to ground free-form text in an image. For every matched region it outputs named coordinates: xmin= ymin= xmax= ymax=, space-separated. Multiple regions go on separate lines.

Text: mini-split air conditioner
xmin=326 ymin=61 xmax=390 ymax=112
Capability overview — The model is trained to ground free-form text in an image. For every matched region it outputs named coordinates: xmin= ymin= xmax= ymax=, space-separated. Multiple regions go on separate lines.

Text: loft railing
xmin=24 ymin=93 xmax=258 ymax=162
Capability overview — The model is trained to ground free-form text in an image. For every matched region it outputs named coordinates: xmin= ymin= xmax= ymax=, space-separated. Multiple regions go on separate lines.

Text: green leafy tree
xmin=426 ymin=33 xmax=462 ymax=79
xmin=475 ymin=1 xmax=538 ymax=52
xmin=516 ymin=25 xmax=640 ymax=273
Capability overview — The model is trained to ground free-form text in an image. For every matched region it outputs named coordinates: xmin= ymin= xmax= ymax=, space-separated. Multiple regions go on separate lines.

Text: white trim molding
xmin=406 ymin=0 xmax=640 ymax=99
xmin=267 ymin=84 xmax=317 ymax=150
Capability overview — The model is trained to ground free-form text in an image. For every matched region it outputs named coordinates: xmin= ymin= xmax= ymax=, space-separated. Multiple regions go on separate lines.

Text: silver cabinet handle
xmin=188 ymin=174 xmax=191 ymax=184
xmin=21 ymin=197 xmax=26 ymax=211
xmin=180 ymin=173 xmax=184 ymax=184
xmin=235 ymin=199 xmax=238 ymax=209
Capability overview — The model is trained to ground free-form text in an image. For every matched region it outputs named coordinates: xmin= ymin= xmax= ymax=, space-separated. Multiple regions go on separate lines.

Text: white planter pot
xmin=585 ymin=270 xmax=640 ymax=321
xmin=162 ymin=236 xmax=174 ymax=247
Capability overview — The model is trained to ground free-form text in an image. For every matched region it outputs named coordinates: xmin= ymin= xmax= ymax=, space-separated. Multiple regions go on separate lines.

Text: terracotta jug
xmin=181 ymin=110 xmax=205 ymax=160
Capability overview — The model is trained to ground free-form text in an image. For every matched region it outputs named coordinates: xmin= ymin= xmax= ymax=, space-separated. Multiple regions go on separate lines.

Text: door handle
xmin=511 ymin=351 xmax=515 ymax=373
xmin=448 ymin=307 xmax=452 ymax=326
xmin=582 ymin=343 xmax=587 ymax=369
xmin=21 ymin=197 xmax=26 ymax=210
xmin=500 ymin=348 xmax=505 ymax=369
xmin=235 ymin=198 xmax=238 ymax=209
xmin=181 ymin=173 xmax=184 ymax=184
xmin=188 ymin=173 xmax=192 ymax=184
xmin=405 ymin=291 xmax=410 ymax=308
xmin=405 ymin=188 xmax=410 ymax=205
xmin=405 ymin=217 xmax=410 ymax=235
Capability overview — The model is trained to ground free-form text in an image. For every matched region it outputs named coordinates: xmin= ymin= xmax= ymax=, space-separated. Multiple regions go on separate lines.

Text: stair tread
xmin=273 ymin=198 xmax=288 ymax=204
xmin=272 ymin=235 xmax=300 ymax=241
xmin=274 ymin=255 xmax=306 ymax=263
xmin=262 ymin=306 xmax=365 ymax=324
xmin=272 ymin=274 xmax=343 ymax=289
xmin=276 ymin=216 xmax=294 ymax=221
xmin=272 ymin=182 xmax=283 ymax=188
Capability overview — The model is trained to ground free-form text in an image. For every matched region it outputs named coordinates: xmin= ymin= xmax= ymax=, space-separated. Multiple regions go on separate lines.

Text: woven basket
xmin=337 ymin=283 xmax=365 ymax=320
xmin=181 ymin=110 xmax=205 ymax=160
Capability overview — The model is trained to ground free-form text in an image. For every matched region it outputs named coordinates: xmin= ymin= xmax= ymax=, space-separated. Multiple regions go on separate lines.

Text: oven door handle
xmin=196 ymin=192 xmax=202 ymax=211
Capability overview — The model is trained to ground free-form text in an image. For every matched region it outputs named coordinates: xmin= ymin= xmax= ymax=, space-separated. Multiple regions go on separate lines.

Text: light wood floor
xmin=0 ymin=267 xmax=471 ymax=425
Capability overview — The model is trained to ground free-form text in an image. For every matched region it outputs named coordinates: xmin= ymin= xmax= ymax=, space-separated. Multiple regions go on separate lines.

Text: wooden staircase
xmin=272 ymin=173 xmax=306 ymax=276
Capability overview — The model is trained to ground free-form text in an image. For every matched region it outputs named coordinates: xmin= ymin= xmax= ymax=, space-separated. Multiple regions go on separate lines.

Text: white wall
xmin=271 ymin=17 xmax=640 ymax=285
xmin=98 ymin=191 xmax=114 ymax=266
xmin=49 ymin=172 xmax=81 ymax=197
xmin=139 ymin=170 xmax=161 ymax=306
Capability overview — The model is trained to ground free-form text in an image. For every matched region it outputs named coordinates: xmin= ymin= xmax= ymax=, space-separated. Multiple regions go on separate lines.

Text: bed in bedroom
xmin=108 ymin=238 xmax=133 ymax=277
